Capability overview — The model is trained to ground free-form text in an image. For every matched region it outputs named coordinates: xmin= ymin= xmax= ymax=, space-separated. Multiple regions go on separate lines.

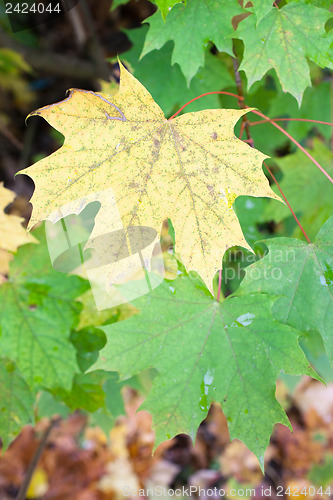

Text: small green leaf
xmin=36 ymin=391 xmax=70 ymax=419
xmin=0 ymin=225 xmax=88 ymax=390
xmin=71 ymin=327 xmax=107 ymax=372
xmin=89 ymin=372 xmax=126 ymax=434
xmin=238 ymin=216 xmax=333 ymax=363
xmin=235 ymin=2 xmax=333 ymax=104
xmin=53 ymin=372 xmax=106 ymax=413
xmin=0 ymin=358 xmax=34 ymax=450
xmin=250 ymin=0 xmax=275 ymax=25
xmin=141 ymin=0 xmax=243 ymax=84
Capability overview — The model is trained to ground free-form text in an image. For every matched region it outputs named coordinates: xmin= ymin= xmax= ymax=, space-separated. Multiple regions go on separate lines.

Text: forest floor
xmin=1 ymin=376 xmax=333 ymax=500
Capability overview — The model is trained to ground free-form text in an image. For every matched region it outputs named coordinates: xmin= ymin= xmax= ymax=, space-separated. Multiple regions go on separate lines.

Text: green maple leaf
xmin=286 ymin=0 xmax=332 ymax=8
xmin=0 ymin=358 xmax=34 ymax=450
xmin=249 ymin=0 xmax=274 ymax=25
xmin=238 ymin=216 xmax=333 ymax=363
xmin=122 ymin=25 xmax=234 ymax=116
xmin=141 ymin=0 xmax=243 ymax=84
xmin=235 ymin=2 xmax=333 ymax=104
xmin=264 ymin=141 xmax=333 ymax=240
xmin=52 ymin=372 xmax=106 ymax=413
xmin=88 ymin=275 xmax=315 ymax=468
xmin=0 ymin=226 xmax=88 ymax=390
xmin=153 ymin=0 xmax=185 ymax=19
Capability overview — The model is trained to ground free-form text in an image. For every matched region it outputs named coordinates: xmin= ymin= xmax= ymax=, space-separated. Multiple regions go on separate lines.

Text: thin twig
xmin=229 ymin=64 xmax=311 ymax=242
xmin=263 ymin=161 xmax=311 ymax=243
xmin=239 ymin=120 xmax=246 ymax=140
xmin=251 ymin=108 xmax=333 ymax=184
xmin=0 ymin=27 xmax=106 ymax=81
xmin=76 ymin=0 xmax=111 ymax=81
xmin=168 ymin=91 xmax=243 ymax=120
xmin=16 ymin=416 xmax=61 ymax=500
xmin=168 ymin=86 xmax=324 ymax=244
xmin=169 ymin=90 xmax=333 ymax=184
xmin=250 ymin=117 xmax=333 ymax=127
xmin=61 ymin=0 xmax=87 ymax=47
xmin=0 ymin=123 xmax=23 ymax=151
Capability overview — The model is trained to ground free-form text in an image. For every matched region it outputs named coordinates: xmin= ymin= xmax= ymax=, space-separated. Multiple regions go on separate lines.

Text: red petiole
xmin=168 ymin=90 xmax=324 ymax=299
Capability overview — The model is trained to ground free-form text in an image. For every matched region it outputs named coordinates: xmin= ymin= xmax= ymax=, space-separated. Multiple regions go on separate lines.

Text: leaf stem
xmin=250 ymin=117 xmax=333 ymax=127
xmin=168 ymin=91 xmax=243 ymax=120
xmin=263 ymin=161 xmax=311 ymax=243
xmin=232 ymin=56 xmax=254 ymax=147
xmin=217 ymin=269 xmax=222 ymax=302
xmin=239 ymin=120 xmax=246 ymax=140
xmin=170 ymin=90 xmax=333 ymax=184
xmin=230 ymin=65 xmax=311 ymax=243
xmin=250 ymin=109 xmax=333 ymax=184
xmin=169 ymin=88 xmax=319 ymax=249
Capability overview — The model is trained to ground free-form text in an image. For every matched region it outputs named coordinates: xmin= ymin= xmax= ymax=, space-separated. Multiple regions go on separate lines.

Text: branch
xmin=15 ymin=416 xmax=61 ymax=500
xmin=0 ymin=28 xmax=108 ymax=81
xmin=76 ymin=0 xmax=111 ymax=81
xmin=232 ymin=56 xmax=254 ymax=147
xmin=263 ymin=161 xmax=311 ymax=243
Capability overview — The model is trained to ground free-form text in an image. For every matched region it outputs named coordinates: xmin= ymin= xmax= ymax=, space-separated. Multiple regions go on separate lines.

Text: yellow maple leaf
xmin=19 ymin=64 xmax=281 ymax=291
xmin=0 ymin=184 xmax=37 ymax=277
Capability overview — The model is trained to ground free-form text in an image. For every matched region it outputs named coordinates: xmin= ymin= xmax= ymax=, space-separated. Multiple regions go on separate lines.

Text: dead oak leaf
xmin=19 ymin=64 xmax=280 ymax=291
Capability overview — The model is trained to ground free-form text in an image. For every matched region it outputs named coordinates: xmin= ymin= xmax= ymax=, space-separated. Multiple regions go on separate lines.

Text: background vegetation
xmin=1 ymin=0 xmax=333 ymax=498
